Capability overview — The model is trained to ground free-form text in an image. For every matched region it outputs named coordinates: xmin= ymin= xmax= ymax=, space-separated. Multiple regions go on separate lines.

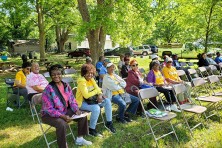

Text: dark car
xmin=104 ymin=47 xmax=132 ymax=56
xmin=150 ymin=45 xmax=158 ymax=53
xmin=68 ymin=48 xmax=90 ymax=58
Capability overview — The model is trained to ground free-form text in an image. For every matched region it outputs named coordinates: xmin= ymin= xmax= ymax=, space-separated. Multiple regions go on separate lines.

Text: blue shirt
xmin=99 ymin=66 xmax=107 ymax=82
xmin=215 ymin=57 xmax=222 ymax=64
xmin=96 ymin=61 xmax=103 ymax=72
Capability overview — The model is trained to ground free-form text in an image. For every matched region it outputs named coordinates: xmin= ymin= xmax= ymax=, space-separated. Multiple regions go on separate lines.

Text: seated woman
xmin=13 ymin=62 xmax=32 ymax=102
xmin=147 ymin=60 xmax=180 ymax=112
xmin=102 ymin=63 xmax=140 ymax=124
xmin=41 ymin=64 xmax=92 ymax=147
xmin=76 ymin=64 xmax=116 ymax=137
xmin=162 ymin=57 xmax=191 ymax=105
xmin=125 ymin=59 xmax=154 ymax=112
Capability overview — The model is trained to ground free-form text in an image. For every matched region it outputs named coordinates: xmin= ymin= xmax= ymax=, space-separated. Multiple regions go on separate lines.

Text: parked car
xmin=104 ymin=47 xmax=132 ymax=56
xmin=150 ymin=45 xmax=158 ymax=53
xmin=68 ymin=48 xmax=90 ymax=58
xmin=133 ymin=45 xmax=152 ymax=56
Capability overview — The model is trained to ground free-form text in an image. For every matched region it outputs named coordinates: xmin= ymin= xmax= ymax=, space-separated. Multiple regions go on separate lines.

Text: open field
xmin=0 ymin=54 xmax=222 ymax=148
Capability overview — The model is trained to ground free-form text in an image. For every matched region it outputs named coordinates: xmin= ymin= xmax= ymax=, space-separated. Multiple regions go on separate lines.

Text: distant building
xmin=8 ymin=39 xmax=39 ymax=54
xmin=65 ymin=35 xmax=118 ymax=51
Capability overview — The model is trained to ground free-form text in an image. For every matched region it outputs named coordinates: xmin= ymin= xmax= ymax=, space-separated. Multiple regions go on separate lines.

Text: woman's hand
xmin=75 ymin=110 xmax=82 ymax=115
xmin=60 ymin=115 xmax=72 ymax=123
xmin=97 ymin=94 xmax=104 ymax=103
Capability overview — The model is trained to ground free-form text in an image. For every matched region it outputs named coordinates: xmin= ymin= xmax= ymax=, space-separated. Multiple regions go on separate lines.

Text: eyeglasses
xmin=26 ymin=68 xmax=31 ymax=70
xmin=51 ymin=73 xmax=62 ymax=77
xmin=131 ymin=64 xmax=138 ymax=67
xmin=167 ymin=61 xmax=172 ymax=63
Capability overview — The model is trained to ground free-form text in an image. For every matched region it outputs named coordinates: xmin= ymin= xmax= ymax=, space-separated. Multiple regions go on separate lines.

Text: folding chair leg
xmin=29 ymin=101 xmax=35 ymax=121
xmin=170 ymin=121 xmax=179 ymax=142
xmin=68 ymin=124 xmax=75 ymax=141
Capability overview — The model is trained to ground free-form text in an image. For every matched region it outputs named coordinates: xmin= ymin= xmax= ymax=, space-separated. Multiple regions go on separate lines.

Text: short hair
xmin=22 ymin=62 xmax=31 ymax=68
xmin=216 ymin=52 xmax=220 ymax=56
xmin=150 ymin=60 xmax=160 ymax=69
xmin=130 ymin=59 xmax=137 ymax=65
xmin=49 ymin=64 xmax=64 ymax=76
xmin=81 ymin=64 xmax=96 ymax=76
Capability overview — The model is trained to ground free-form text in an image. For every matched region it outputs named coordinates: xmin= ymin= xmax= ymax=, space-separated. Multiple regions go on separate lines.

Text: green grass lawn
xmin=1 ymin=54 xmax=222 ymax=148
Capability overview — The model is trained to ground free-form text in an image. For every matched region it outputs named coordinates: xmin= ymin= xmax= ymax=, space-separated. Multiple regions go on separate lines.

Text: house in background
xmin=65 ymin=34 xmax=118 ymax=51
xmin=7 ymin=39 xmax=39 ymax=54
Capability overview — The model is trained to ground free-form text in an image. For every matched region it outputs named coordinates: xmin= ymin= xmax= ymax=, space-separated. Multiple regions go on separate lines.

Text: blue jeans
xmin=112 ymin=94 xmax=139 ymax=119
xmin=80 ymin=98 xmax=112 ymax=129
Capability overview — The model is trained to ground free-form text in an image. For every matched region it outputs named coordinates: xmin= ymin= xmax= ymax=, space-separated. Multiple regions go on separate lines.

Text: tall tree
xmin=77 ymin=0 xmax=114 ymax=64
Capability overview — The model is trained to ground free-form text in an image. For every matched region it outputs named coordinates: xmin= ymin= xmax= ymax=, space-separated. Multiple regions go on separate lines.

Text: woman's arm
xmin=41 ymin=86 xmax=63 ymax=117
xmin=103 ymin=75 xmax=123 ymax=91
xmin=78 ymin=81 xmax=99 ymax=99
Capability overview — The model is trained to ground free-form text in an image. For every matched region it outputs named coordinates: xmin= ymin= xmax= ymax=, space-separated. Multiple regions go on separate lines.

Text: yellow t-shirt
xmin=109 ymin=74 xmax=124 ymax=95
xmin=86 ymin=80 xmax=95 ymax=92
xmin=14 ymin=70 xmax=26 ymax=87
xmin=162 ymin=66 xmax=180 ymax=81
xmin=153 ymin=70 xmax=164 ymax=85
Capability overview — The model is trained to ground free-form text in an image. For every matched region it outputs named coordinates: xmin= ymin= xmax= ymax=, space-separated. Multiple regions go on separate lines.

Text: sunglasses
xmin=131 ymin=64 xmax=138 ymax=67
xmin=125 ymin=59 xmax=130 ymax=61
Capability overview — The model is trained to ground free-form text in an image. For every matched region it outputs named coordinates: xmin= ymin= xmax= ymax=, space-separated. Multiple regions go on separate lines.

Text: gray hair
xmin=150 ymin=60 xmax=160 ymax=69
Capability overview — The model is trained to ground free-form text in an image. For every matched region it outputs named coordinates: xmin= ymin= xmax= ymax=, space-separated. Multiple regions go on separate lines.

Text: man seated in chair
xmin=26 ymin=62 xmax=49 ymax=101
xmin=13 ymin=62 xmax=32 ymax=102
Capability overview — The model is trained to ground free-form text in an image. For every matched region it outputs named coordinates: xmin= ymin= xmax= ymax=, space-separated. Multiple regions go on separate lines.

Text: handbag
xmin=84 ymin=95 xmax=98 ymax=105
xmin=120 ymin=93 xmax=131 ymax=104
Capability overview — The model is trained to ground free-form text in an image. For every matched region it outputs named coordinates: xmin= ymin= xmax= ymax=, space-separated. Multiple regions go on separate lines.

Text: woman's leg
xmin=66 ymin=108 xmax=88 ymax=136
xmin=111 ymin=95 xmax=126 ymax=120
xmin=99 ymin=98 xmax=112 ymax=122
xmin=156 ymin=87 xmax=172 ymax=104
xmin=42 ymin=115 xmax=68 ymax=148
xmin=126 ymin=95 xmax=139 ymax=115
xmin=80 ymin=101 xmax=100 ymax=130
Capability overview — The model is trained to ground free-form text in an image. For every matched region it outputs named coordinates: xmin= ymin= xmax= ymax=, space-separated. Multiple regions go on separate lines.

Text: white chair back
xmin=188 ymin=69 xmax=197 ymax=75
xmin=208 ymin=75 xmax=219 ymax=84
xmin=192 ymin=77 xmax=206 ymax=87
xmin=172 ymin=84 xmax=186 ymax=95
xmin=43 ymin=72 xmax=50 ymax=78
xmin=177 ymin=70 xmax=186 ymax=77
xmin=64 ymin=68 xmax=76 ymax=75
xmin=138 ymin=87 xmax=159 ymax=99
xmin=198 ymin=67 xmax=207 ymax=72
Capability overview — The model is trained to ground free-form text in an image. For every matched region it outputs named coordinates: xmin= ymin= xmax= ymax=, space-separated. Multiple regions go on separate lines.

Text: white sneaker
xmin=75 ymin=138 xmax=92 ymax=146
xmin=170 ymin=104 xmax=181 ymax=112
xmin=165 ymin=105 xmax=171 ymax=111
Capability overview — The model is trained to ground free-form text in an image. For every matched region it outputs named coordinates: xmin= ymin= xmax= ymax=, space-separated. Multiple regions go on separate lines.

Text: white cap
xmin=106 ymin=62 xmax=114 ymax=68
xmin=165 ymin=57 xmax=173 ymax=63
xmin=151 ymin=54 xmax=159 ymax=60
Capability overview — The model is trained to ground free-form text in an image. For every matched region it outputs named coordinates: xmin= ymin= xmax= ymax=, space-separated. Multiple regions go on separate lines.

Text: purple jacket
xmin=41 ymin=82 xmax=79 ymax=117
xmin=147 ymin=70 xmax=166 ymax=84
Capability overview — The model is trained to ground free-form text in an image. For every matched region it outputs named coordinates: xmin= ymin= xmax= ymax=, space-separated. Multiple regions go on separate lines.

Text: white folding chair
xmin=43 ymin=72 xmax=50 ymax=78
xmin=172 ymin=83 xmax=207 ymax=136
xmin=64 ymin=68 xmax=76 ymax=75
xmin=138 ymin=87 xmax=178 ymax=147
xmin=177 ymin=69 xmax=190 ymax=82
xmin=198 ymin=67 xmax=210 ymax=79
xmin=29 ymin=93 xmax=42 ymax=121
xmin=192 ymin=77 xmax=222 ymax=121
xmin=207 ymin=75 xmax=222 ymax=96
xmin=62 ymin=77 xmax=76 ymax=87
xmin=209 ymin=65 xmax=221 ymax=78
xmin=31 ymin=94 xmax=75 ymax=148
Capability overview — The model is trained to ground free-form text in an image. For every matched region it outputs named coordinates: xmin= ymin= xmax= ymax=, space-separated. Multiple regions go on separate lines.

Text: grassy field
xmin=0 ymin=54 xmax=222 ymax=148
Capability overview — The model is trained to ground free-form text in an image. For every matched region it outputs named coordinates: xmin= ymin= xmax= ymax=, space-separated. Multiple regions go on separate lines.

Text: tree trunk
xmin=77 ymin=0 xmax=112 ymax=65
xmin=205 ymin=1 xmax=217 ymax=53
xmin=36 ymin=0 xmax=45 ymax=61
xmin=56 ymin=25 xmax=69 ymax=53
xmin=87 ymin=27 xmax=106 ymax=65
